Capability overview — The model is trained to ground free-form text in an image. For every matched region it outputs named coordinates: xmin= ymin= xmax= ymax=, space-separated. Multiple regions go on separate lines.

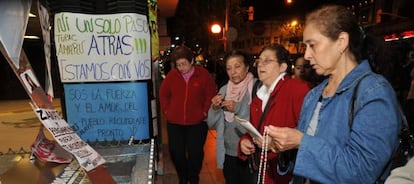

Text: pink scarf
xmin=181 ymin=66 xmax=195 ymax=81
xmin=224 ymin=72 xmax=254 ymax=122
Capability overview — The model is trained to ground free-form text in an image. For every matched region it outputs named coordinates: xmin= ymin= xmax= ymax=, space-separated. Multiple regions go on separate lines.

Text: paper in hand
xmin=235 ymin=116 xmax=263 ymax=140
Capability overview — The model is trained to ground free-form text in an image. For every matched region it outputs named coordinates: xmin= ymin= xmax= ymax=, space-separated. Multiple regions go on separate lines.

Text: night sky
xmin=251 ymin=0 xmax=338 ymax=20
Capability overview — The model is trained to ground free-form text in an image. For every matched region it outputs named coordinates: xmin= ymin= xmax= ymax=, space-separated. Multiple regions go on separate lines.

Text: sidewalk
xmin=0 ymin=99 xmax=224 ymax=183
xmin=0 ymin=99 xmax=60 ymax=153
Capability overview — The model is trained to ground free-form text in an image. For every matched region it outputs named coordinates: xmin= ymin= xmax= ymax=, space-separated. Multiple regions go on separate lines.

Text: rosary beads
xmin=257 ymin=127 xmax=269 ymax=184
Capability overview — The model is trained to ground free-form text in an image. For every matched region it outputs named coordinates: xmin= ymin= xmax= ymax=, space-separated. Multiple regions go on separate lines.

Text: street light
xmin=211 ymin=24 xmax=222 ymax=34
xmin=290 ymin=20 xmax=298 ymax=27
xmin=210 ymin=23 xmax=226 ymax=53
xmin=209 ymin=0 xmax=229 ymax=53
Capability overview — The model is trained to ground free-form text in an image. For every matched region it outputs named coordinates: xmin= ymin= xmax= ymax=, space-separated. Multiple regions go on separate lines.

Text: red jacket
xmin=159 ymin=66 xmax=216 ymax=125
xmin=240 ymin=76 xmax=310 ymax=184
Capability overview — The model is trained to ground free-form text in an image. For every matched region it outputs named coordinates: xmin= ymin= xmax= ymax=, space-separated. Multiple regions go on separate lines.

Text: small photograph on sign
xmin=21 ymin=70 xmax=41 ymax=94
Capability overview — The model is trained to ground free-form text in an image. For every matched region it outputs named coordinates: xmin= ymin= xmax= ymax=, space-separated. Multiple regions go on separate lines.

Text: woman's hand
xmin=266 ymin=125 xmax=304 ymax=152
xmin=254 ymin=135 xmax=277 ymax=152
xmin=211 ymin=94 xmax=224 ymax=110
xmin=240 ymin=138 xmax=256 ymax=155
xmin=221 ymin=100 xmax=237 ymax=112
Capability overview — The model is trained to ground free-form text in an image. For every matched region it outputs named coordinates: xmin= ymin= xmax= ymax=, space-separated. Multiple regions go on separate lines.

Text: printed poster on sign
xmin=20 ymin=70 xmax=41 ymax=94
xmin=54 ymin=12 xmax=151 ymax=83
xmin=33 ymin=107 xmax=106 ymax=171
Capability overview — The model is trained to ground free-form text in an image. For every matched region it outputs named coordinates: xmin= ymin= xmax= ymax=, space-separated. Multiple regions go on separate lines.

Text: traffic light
xmin=376 ymin=9 xmax=382 ymax=23
xmin=247 ymin=6 xmax=254 ymax=21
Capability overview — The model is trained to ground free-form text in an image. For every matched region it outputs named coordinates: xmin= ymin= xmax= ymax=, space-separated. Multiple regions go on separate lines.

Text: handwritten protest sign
xmin=64 ymin=82 xmax=150 ymax=141
xmin=54 ymin=12 xmax=152 ymax=141
xmin=54 ymin=12 xmax=151 ymax=83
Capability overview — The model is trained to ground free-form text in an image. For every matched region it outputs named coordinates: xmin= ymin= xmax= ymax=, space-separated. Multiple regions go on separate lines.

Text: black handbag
xmin=390 ymin=110 xmax=414 ymax=169
xmin=247 ymin=146 xmax=260 ymax=173
xmin=277 ymin=149 xmax=297 ymax=175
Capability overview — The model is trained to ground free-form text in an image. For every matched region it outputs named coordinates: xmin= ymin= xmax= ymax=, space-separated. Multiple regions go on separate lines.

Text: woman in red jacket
xmin=239 ymin=44 xmax=310 ymax=184
xmin=159 ymin=46 xmax=216 ymax=184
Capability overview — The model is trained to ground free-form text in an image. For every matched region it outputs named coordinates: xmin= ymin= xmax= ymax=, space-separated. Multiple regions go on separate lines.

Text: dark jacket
xmin=159 ymin=66 xmax=216 ymax=125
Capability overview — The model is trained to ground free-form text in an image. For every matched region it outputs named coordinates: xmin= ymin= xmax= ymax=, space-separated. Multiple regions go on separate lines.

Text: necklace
xmin=257 ymin=127 xmax=269 ymax=184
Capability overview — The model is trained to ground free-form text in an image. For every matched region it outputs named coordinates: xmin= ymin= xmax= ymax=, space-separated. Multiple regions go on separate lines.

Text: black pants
xmin=167 ymin=122 xmax=208 ymax=184
xmin=223 ymin=154 xmax=258 ymax=184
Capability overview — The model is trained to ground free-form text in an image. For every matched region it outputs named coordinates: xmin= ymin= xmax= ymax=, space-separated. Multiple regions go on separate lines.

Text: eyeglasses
xmin=254 ymin=58 xmax=277 ymax=66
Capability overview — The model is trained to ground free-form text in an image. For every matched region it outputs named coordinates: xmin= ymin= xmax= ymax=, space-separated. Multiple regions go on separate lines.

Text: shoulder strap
xmin=348 ymin=84 xmax=361 ymax=128
xmin=256 ymin=79 xmax=286 ymax=131
xmin=348 ymin=74 xmax=369 ymax=128
xmin=257 ymin=96 xmax=274 ymax=131
xmin=349 ymin=73 xmax=412 ymax=132
xmin=251 ymin=79 xmax=270 ymax=132
xmin=252 ymin=79 xmax=261 ymax=99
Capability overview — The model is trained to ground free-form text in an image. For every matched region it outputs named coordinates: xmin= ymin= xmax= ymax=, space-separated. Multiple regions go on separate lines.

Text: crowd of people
xmin=159 ymin=4 xmax=414 ymax=184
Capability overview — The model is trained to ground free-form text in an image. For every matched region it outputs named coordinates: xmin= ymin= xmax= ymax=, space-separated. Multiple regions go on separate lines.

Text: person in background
xmin=385 ymin=157 xmax=414 ymax=184
xmin=293 ymin=55 xmax=324 ymax=88
xmin=292 ymin=56 xmax=309 ymax=80
xmin=159 ymin=46 xmax=216 ymax=184
xmin=238 ymin=44 xmax=310 ymax=184
xmin=207 ymin=50 xmax=257 ymax=184
xmin=266 ymin=5 xmax=401 ymax=183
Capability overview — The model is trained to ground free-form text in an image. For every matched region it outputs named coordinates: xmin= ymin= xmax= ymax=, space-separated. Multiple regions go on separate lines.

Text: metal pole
xmin=224 ymin=0 xmax=229 ymax=53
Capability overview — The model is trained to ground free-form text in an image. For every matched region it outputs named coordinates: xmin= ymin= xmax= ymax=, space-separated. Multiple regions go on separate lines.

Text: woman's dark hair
xmin=223 ymin=50 xmax=249 ymax=67
xmin=294 ymin=54 xmax=304 ymax=64
xmin=170 ymin=46 xmax=194 ymax=64
xmin=259 ymin=44 xmax=291 ymax=73
xmin=305 ymin=5 xmax=383 ymax=66
xmin=260 ymin=44 xmax=290 ymax=64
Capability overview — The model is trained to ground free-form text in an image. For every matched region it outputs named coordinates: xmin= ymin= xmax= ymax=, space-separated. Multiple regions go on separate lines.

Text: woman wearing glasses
xmin=238 ymin=44 xmax=310 ymax=184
